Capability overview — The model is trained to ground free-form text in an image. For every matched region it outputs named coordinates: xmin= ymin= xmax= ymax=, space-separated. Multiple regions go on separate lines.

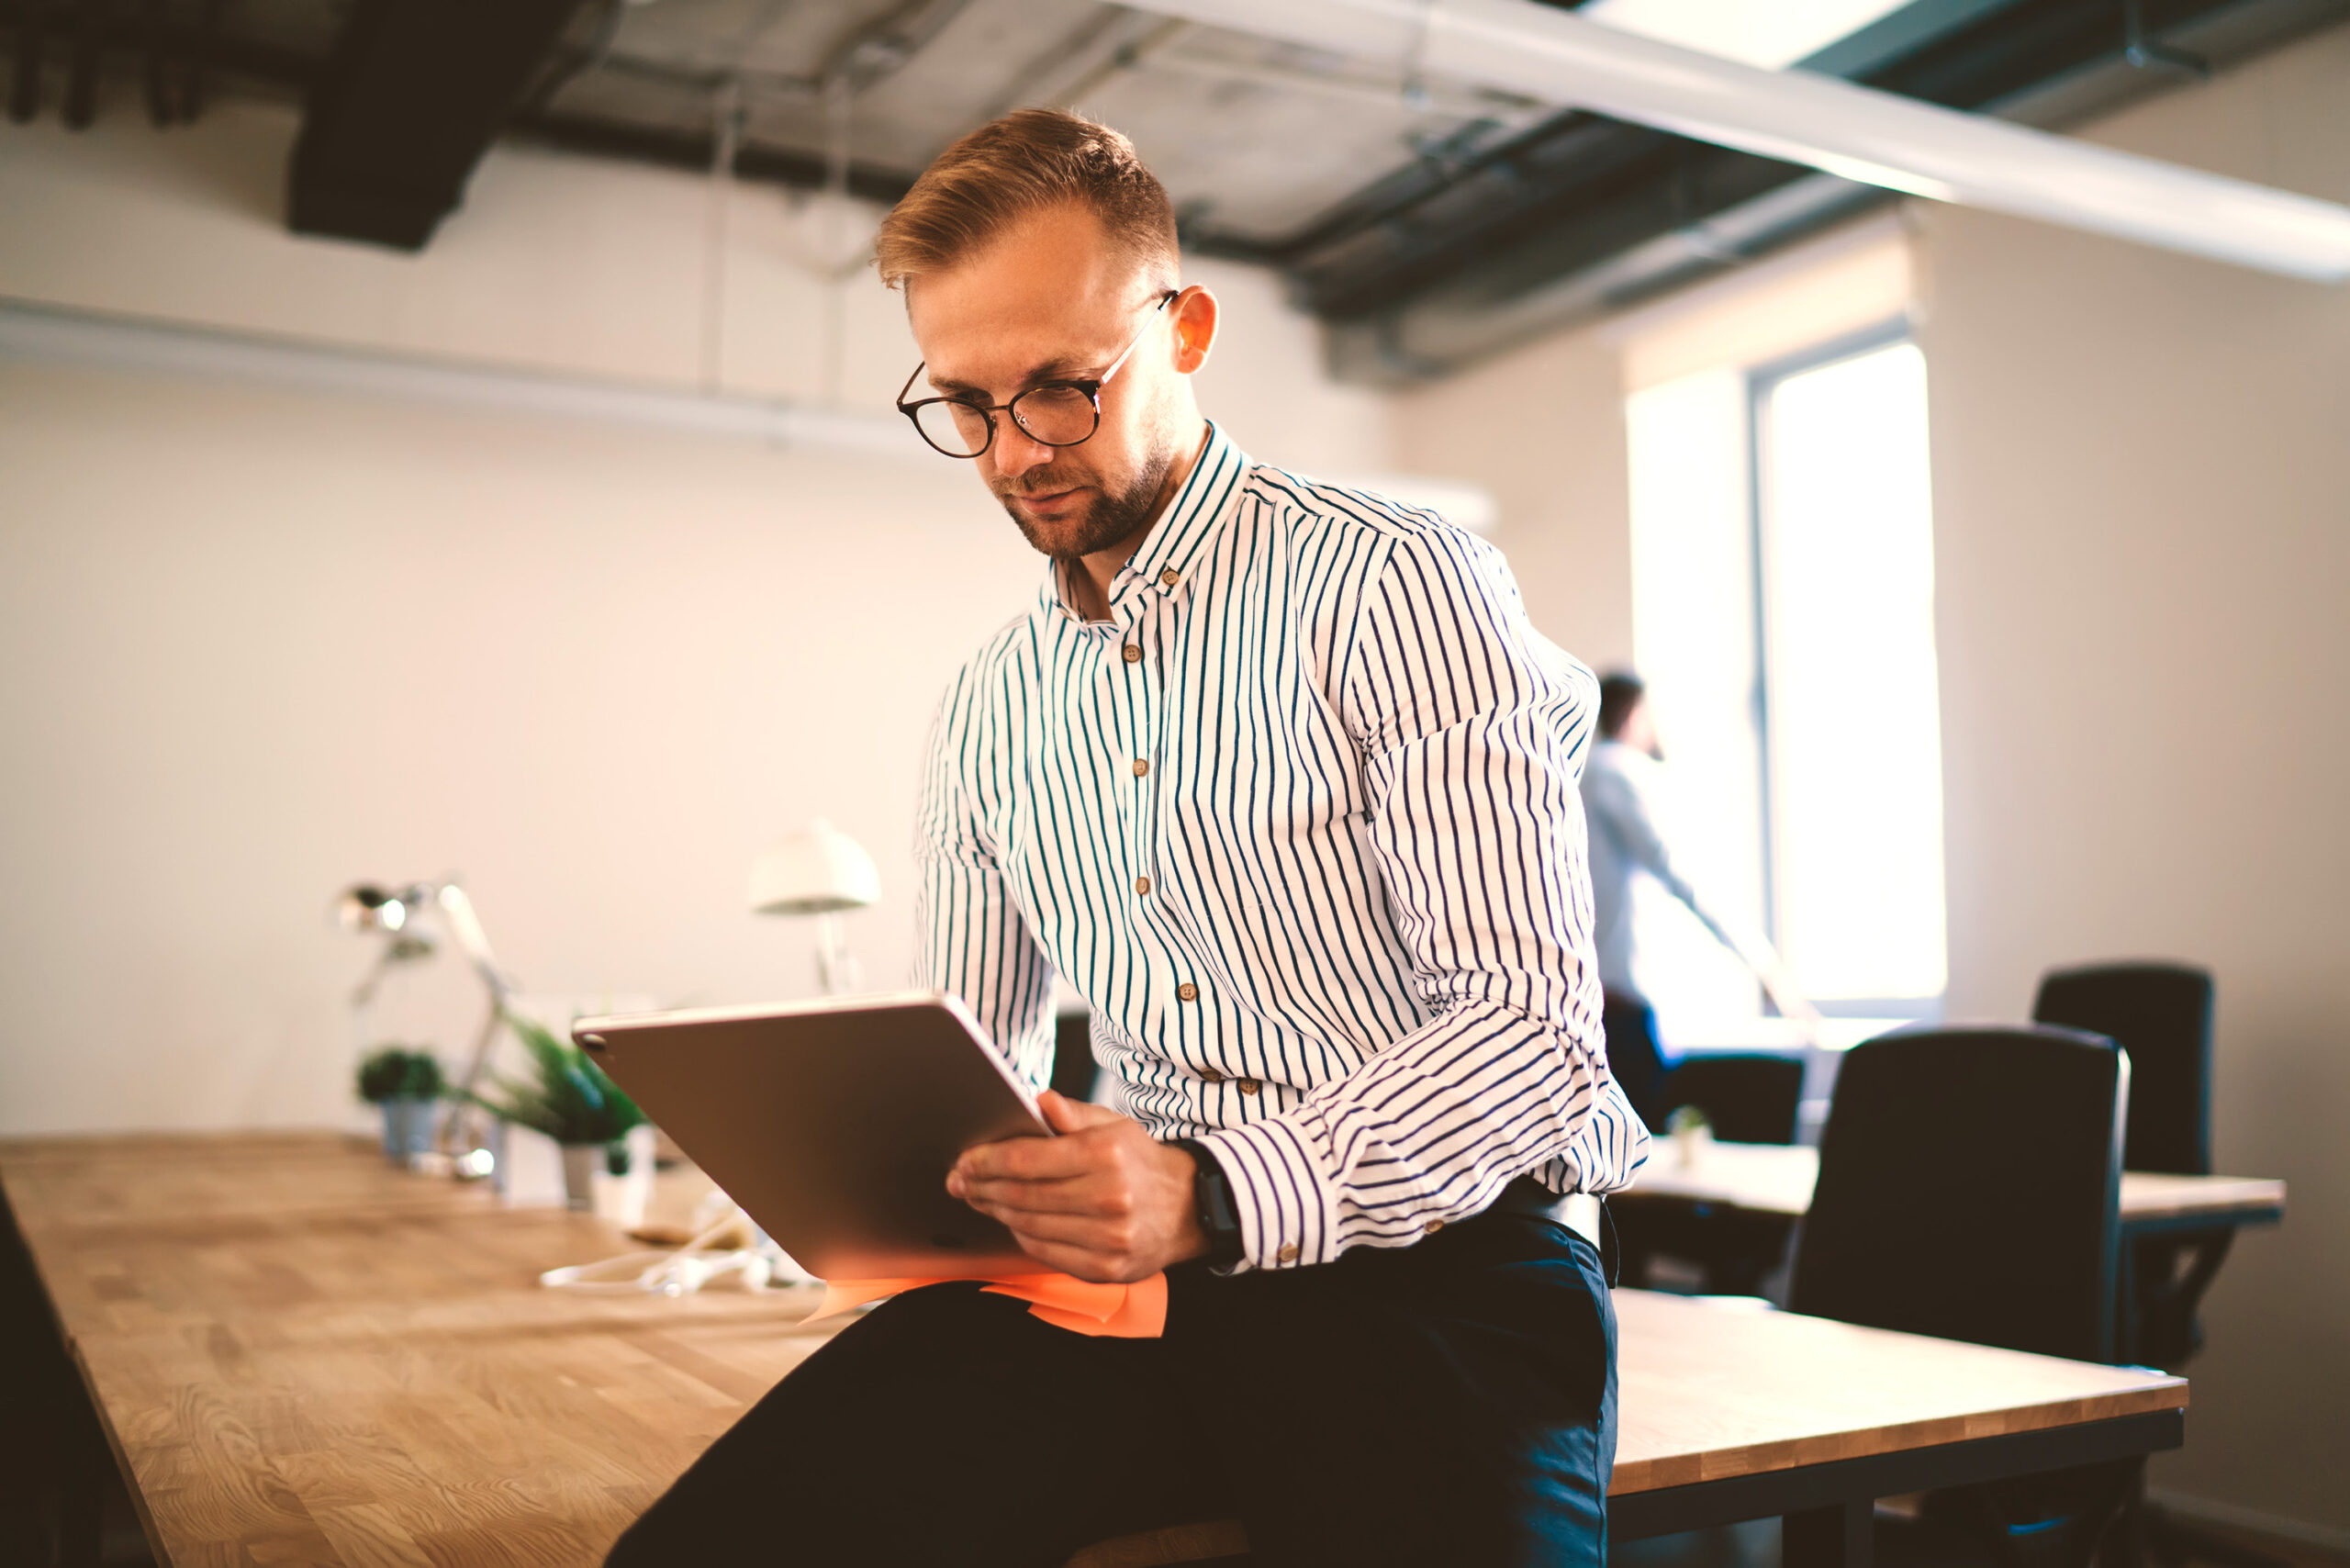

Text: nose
xmin=988 ymin=420 xmax=1058 ymax=483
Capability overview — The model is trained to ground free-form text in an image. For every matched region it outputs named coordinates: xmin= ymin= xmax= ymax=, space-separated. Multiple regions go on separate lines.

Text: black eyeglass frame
xmin=895 ymin=289 xmax=1181 ymax=459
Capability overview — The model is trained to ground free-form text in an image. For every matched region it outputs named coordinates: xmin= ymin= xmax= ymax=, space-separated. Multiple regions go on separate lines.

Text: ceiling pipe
xmin=1118 ymin=0 xmax=2350 ymax=283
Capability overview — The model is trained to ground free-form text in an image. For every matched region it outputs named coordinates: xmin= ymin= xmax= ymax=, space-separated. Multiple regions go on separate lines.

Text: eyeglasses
xmin=896 ymin=291 xmax=1179 ymax=460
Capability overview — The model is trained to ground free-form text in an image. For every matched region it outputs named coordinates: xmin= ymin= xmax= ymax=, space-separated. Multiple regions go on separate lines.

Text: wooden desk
xmin=4 ymin=1134 xmax=2188 ymax=1568
xmin=1623 ymin=1140 xmax=2288 ymax=1234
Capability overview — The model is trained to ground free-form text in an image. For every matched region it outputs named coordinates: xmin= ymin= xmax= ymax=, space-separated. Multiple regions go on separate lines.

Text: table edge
xmin=1607 ymin=1378 xmax=2189 ymax=1495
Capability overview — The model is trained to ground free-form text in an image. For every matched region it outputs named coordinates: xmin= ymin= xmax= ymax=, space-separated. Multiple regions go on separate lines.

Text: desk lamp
xmin=337 ymin=879 xmax=517 ymax=1173
xmin=748 ymin=819 xmax=878 ymax=994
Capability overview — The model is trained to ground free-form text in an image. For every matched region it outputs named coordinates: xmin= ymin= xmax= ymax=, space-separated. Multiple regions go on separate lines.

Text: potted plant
xmin=357 ymin=1047 xmax=445 ymax=1164
xmin=1666 ymin=1103 xmax=1713 ymax=1170
xmin=465 ymin=1012 xmax=647 ymax=1212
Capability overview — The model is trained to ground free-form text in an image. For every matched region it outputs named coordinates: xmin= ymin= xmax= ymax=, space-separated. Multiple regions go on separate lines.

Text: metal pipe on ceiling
xmin=1117 ymin=0 xmax=2350 ymax=283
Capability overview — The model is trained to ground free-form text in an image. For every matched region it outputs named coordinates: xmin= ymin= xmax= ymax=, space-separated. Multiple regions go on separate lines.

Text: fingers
xmin=957 ymin=1133 xmax=1091 ymax=1182
xmin=963 ymin=1205 xmax=1124 ymax=1249
xmin=952 ymin=1170 xmax=1119 ymax=1215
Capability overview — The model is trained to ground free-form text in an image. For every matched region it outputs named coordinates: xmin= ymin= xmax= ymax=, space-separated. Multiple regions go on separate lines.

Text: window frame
xmin=1744 ymin=319 xmax=1946 ymax=1022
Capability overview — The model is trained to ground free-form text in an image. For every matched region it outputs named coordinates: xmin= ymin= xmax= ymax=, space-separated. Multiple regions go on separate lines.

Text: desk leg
xmin=1785 ymin=1498 xmax=1873 ymax=1568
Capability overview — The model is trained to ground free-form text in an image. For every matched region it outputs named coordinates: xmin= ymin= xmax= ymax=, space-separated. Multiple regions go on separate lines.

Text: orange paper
xmin=804 ymin=1271 xmax=1168 ymax=1338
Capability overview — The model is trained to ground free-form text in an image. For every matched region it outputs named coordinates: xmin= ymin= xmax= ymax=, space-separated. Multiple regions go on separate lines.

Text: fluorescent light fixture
xmin=1122 ymin=0 xmax=2350 ymax=282
xmin=0 ymin=297 xmax=921 ymax=458
xmin=1 ymin=298 xmax=1504 ymax=525
xmin=1580 ymin=0 xmax=1910 ymax=71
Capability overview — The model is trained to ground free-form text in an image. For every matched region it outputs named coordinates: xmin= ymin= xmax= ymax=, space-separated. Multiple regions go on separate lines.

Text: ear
xmin=1170 ymin=286 xmax=1219 ymax=375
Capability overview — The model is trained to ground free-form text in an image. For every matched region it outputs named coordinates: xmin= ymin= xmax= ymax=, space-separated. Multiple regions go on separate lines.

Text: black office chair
xmin=1661 ymin=1054 xmax=1805 ymax=1145
xmin=1792 ymin=1026 xmax=2131 ymax=1568
xmin=2032 ymin=961 xmax=2221 ymax=1367
xmin=1794 ymin=1025 xmax=2124 ymax=1360
xmin=1613 ymin=1054 xmax=1807 ymax=1295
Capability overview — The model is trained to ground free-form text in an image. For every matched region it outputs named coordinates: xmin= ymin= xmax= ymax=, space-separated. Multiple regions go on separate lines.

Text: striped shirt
xmin=913 ymin=423 xmax=1650 ymax=1272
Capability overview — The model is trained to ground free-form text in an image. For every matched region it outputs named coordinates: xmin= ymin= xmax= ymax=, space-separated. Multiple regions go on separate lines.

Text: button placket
xmin=1124 ymin=603 xmax=1164 ymax=923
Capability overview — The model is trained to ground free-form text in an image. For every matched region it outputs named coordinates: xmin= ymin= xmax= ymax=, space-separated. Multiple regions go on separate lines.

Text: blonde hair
xmin=875 ymin=109 xmax=1179 ymax=291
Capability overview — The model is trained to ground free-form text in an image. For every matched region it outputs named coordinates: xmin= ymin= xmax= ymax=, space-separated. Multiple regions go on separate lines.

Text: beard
xmin=991 ymin=442 xmax=1177 ymax=563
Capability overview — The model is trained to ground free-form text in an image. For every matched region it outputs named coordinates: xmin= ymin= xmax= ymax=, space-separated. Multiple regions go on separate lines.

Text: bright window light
xmin=1625 ymin=370 xmax=1773 ymax=1032
xmin=1759 ymin=341 xmax=1947 ymax=1003
xmin=1581 ymin=0 xmax=1910 ymax=70
xmin=1621 ymin=335 xmax=1947 ymax=1020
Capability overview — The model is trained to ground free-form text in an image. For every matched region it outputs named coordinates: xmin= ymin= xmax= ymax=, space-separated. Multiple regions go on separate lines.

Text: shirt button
xmin=1277 ymin=1244 xmax=1300 ymax=1263
xmin=1237 ymin=1079 xmax=1260 ymax=1096
xmin=1135 ymin=876 xmax=1151 ymax=895
xmin=1122 ymin=644 xmax=1142 ymax=664
xmin=1159 ymin=567 xmax=1180 ymax=589
xmin=1424 ymin=1218 xmax=1445 ymax=1235
xmin=1199 ymin=1067 xmax=1224 ymax=1084
xmin=1132 ymin=758 xmax=1149 ymax=778
xmin=1177 ymin=982 xmax=1198 ymax=1002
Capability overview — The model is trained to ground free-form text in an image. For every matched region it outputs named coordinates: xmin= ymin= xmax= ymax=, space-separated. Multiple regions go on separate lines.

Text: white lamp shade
xmin=748 ymin=819 xmax=881 ymax=916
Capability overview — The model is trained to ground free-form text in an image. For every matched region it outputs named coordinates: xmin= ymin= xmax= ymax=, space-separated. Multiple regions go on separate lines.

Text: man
xmin=1582 ymin=671 xmax=1815 ymax=1127
xmin=610 ymin=110 xmax=1646 ymax=1568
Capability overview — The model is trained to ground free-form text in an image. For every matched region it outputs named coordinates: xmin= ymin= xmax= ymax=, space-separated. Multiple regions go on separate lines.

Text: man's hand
xmin=946 ymin=1091 xmax=1208 ymax=1282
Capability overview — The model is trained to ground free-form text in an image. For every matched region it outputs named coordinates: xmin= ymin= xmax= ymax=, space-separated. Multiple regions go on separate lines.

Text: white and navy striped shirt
xmin=913 ymin=423 xmax=1649 ymax=1272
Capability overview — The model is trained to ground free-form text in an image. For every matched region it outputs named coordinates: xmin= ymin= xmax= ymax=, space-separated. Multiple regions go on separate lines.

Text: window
xmin=1623 ymin=329 xmax=1946 ymax=1022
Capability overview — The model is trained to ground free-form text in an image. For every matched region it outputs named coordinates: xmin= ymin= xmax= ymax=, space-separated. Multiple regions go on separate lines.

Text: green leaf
xmin=465 ymin=1010 xmax=648 ymax=1144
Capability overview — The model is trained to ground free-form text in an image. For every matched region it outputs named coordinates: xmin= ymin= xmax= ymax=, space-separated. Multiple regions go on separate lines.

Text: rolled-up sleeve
xmin=1193 ymin=527 xmax=1650 ymax=1270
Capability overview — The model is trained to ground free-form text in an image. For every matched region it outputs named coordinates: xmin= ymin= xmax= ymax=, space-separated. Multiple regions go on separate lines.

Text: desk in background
xmin=1618 ymin=1139 xmax=2286 ymax=1359
xmin=4 ymin=1134 xmax=2188 ymax=1568
xmin=1623 ymin=1138 xmax=2287 ymax=1232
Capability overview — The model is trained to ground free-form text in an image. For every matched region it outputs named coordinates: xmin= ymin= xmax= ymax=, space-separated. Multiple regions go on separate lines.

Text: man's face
xmin=905 ymin=203 xmax=1201 ymax=562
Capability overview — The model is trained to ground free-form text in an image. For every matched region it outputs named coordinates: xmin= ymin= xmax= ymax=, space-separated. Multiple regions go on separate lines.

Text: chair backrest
xmin=1790 ymin=1026 xmax=2126 ymax=1363
xmin=1659 ymin=1055 xmax=1805 ymax=1144
xmin=2031 ymin=961 xmax=2214 ymax=1176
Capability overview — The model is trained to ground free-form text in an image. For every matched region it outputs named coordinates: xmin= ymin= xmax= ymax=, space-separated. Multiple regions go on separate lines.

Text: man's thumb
xmin=1037 ymin=1089 xmax=1113 ymax=1133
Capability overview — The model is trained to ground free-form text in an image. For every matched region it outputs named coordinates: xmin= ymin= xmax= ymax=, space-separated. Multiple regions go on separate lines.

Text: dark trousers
xmin=608 ymin=1208 xmax=1617 ymax=1568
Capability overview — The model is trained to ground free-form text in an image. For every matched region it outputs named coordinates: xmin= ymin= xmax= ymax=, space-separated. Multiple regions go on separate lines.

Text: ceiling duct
xmin=1121 ymin=0 xmax=2350 ymax=284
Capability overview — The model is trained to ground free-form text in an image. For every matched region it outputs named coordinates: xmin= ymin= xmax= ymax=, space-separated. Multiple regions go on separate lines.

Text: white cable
xmin=539 ymin=1202 xmax=798 ymax=1295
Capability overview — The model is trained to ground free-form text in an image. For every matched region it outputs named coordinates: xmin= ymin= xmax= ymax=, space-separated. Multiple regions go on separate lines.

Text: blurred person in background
xmin=1583 ymin=671 xmax=1818 ymax=1128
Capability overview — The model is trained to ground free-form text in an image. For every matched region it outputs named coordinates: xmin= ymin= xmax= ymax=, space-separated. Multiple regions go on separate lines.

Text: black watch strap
xmin=1173 ymin=1139 xmax=1246 ymax=1269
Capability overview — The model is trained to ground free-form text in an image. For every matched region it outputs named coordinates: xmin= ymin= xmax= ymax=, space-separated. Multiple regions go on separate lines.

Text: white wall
xmin=0 ymin=96 xmax=1393 ymax=1136
xmin=1393 ymin=327 xmax=1635 ymax=668
xmin=1399 ymin=21 xmax=2350 ymax=1538
xmin=1913 ymin=22 xmax=2350 ymax=1537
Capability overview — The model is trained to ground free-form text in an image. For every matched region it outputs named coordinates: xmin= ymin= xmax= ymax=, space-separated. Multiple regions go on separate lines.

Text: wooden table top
xmin=3 ymin=1133 xmax=2188 ymax=1566
xmin=1624 ymin=1138 xmax=2288 ymax=1226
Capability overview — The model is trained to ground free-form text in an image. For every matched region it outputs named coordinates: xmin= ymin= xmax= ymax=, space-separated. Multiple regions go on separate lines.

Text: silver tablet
xmin=571 ymin=991 xmax=1051 ymax=1279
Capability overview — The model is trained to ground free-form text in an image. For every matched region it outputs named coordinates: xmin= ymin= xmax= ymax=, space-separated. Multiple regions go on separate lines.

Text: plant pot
xmin=378 ymin=1098 xmax=436 ymax=1163
xmin=558 ymin=1144 xmax=601 ymax=1212
xmin=583 ymin=1126 xmax=657 ymax=1230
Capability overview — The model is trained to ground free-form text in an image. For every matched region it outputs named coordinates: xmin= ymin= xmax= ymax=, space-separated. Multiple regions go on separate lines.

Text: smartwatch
xmin=1173 ymin=1139 xmax=1246 ymax=1269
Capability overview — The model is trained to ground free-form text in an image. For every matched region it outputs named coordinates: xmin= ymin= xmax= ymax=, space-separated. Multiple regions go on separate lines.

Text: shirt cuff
xmin=1192 ymin=1118 xmax=1335 ymax=1271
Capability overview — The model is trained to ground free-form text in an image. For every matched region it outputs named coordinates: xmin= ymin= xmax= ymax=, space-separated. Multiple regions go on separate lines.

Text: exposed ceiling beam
xmin=289 ymin=0 xmax=587 ymax=250
xmin=1121 ymin=0 xmax=2350 ymax=282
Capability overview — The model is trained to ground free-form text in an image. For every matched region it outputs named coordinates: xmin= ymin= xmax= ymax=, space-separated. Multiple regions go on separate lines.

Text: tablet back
xmin=572 ymin=991 xmax=1049 ymax=1279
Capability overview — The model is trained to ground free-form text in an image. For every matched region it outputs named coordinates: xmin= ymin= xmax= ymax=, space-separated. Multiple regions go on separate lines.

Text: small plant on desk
xmin=357 ymin=1047 xmax=446 ymax=1164
xmin=465 ymin=1013 xmax=647 ymax=1210
xmin=1666 ymin=1103 xmax=1713 ymax=1169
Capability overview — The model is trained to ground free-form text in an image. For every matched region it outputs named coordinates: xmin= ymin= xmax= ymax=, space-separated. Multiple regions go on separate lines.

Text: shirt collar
xmin=1036 ymin=421 xmax=1250 ymax=627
